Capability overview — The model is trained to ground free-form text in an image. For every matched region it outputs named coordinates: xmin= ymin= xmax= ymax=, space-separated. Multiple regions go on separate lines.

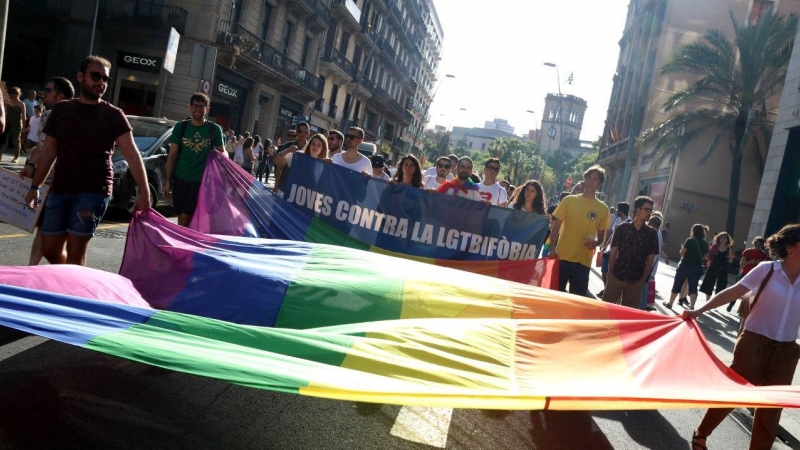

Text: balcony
xmin=359 ymin=22 xmax=379 ymax=49
xmin=320 ymin=46 xmax=357 ymax=81
xmin=10 ymin=0 xmax=71 ymax=15
xmin=99 ymin=0 xmax=188 ymax=34
xmin=361 ymin=77 xmax=377 ymax=94
xmin=332 ymin=0 xmax=362 ymax=31
xmin=217 ymin=21 xmax=322 ymax=101
xmin=309 ymin=0 xmax=331 ymax=33
xmin=288 ymin=0 xmax=315 ymax=17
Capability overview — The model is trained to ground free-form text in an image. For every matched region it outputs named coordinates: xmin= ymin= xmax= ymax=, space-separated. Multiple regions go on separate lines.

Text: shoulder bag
xmin=737 ymin=262 xmax=775 ymax=337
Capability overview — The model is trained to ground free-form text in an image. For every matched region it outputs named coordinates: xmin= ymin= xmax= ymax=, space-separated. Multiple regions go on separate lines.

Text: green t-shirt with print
xmin=169 ymin=121 xmax=224 ymax=182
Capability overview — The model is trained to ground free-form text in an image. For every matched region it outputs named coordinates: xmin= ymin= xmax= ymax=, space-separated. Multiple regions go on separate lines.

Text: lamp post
xmin=413 ymin=73 xmax=455 ymax=157
xmin=448 ymin=107 xmax=466 ymax=130
xmin=543 ymin=62 xmax=563 ymax=156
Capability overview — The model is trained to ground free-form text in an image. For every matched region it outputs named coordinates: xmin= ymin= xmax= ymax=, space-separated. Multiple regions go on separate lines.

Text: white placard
xmin=164 ymin=27 xmax=181 ymax=74
xmin=0 ymin=167 xmax=49 ymax=233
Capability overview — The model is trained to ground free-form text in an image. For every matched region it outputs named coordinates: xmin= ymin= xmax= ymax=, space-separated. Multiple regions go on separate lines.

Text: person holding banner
xmin=24 ymin=55 xmax=150 ymax=266
xmin=508 ymin=180 xmax=545 ymax=215
xmin=550 ymin=165 xmax=610 ymax=296
xmin=274 ymin=123 xmax=310 ymax=192
xmin=436 ymin=156 xmax=482 ymax=202
xmin=422 ymin=156 xmax=451 ymax=191
xmin=391 ymin=155 xmax=424 ymax=188
xmin=331 ymin=127 xmax=371 ymax=175
xmin=477 ymin=158 xmax=508 ymax=206
xmin=19 ymin=76 xmax=75 ymax=265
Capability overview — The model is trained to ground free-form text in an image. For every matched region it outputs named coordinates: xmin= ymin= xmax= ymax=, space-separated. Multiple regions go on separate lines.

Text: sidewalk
xmin=589 ymin=261 xmax=800 ymax=449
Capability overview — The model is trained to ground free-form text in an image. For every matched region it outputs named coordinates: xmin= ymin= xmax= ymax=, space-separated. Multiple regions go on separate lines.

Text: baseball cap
xmin=371 ymin=155 xmax=386 ymax=168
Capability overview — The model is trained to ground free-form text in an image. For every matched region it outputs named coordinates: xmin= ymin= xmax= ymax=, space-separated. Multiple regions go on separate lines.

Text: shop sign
xmin=215 ymin=82 xmax=242 ymax=102
xmin=116 ymin=51 xmax=162 ymax=74
xmin=279 ymin=107 xmax=296 ymax=120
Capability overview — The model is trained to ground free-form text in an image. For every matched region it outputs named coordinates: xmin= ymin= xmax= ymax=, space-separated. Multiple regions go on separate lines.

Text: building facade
xmin=540 ymin=93 xmax=587 ymax=155
xmin=596 ymin=0 xmax=800 ymax=254
xmin=450 ymin=126 xmax=517 ymax=153
xmin=483 ymin=118 xmax=514 ymax=134
xmin=6 ymin=0 xmax=442 ymax=162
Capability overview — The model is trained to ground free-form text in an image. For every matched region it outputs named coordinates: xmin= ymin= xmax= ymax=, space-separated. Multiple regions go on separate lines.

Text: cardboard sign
xmin=0 ymin=167 xmax=49 ymax=233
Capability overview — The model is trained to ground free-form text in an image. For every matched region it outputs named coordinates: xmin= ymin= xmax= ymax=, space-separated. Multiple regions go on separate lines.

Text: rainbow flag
xmin=3 ymin=210 xmax=800 ymax=409
xmin=189 ymin=153 xmax=555 ymax=286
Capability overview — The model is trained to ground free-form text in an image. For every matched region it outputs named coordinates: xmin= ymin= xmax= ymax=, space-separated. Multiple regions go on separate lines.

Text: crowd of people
xmin=7 ymin=53 xmax=800 ymax=450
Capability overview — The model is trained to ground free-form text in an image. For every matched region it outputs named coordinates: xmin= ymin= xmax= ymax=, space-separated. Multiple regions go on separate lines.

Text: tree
xmin=638 ymin=8 xmax=798 ymax=235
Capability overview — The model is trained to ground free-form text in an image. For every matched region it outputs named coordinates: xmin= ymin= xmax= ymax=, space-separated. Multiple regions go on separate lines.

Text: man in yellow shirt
xmin=550 ymin=165 xmax=610 ymax=296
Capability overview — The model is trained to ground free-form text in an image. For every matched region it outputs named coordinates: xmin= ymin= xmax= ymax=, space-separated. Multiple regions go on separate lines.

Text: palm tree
xmin=638 ymin=7 xmax=798 ymax=235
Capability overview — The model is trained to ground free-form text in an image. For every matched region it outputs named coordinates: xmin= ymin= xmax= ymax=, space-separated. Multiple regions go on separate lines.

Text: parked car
xmin=357 ymin=142 xmax=377 ymax=158
xmin=111 ymin=116 xmax=176 ymax=211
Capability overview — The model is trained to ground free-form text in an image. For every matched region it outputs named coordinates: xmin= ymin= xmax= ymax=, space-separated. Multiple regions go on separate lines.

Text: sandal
xmin=691 ymin=432 xmax=707 ymax=450
xmin=661 ymin=301 xmax=673 ymax=309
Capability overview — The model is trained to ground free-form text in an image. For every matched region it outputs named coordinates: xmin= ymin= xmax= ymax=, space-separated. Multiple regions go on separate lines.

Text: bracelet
xmin=30 ymin=185 xmax=41 ymax=190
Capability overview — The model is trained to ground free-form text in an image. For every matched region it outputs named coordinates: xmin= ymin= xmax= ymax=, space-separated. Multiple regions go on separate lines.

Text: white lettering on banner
xmin=218 ymin=84 xmax=238 ymax=98
xmin=0 ymin=168 xmax=49 ymax=233
xmin=123 ymin=55 xmax=157 ymax=66
xmin=284 ymin=183 xmax=538 ymax=260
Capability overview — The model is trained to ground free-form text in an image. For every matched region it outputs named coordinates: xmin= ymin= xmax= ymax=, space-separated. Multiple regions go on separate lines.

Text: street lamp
xmin=448 ymin=107 xmax=466 ymax=130
xmin=543 ymin=62 xmax=563 ymax=156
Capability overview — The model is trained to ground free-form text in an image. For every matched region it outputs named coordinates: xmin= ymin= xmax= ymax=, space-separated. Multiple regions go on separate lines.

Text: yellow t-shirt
xmin=552 ymin=195 xmax=610 ymax=266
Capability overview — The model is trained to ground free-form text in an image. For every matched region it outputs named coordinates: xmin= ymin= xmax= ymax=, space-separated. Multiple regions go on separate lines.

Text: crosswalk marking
xmin=390 ymin=406 xmax=453 ymax=448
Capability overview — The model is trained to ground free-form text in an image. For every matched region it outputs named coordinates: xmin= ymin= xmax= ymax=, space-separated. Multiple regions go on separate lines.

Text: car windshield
xmin=113 ymin=119 xmax=173 ymax=157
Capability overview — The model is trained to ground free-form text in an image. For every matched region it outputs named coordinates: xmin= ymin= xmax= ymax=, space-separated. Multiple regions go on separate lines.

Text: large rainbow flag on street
xmin=188 ymin=152 xmax=556 ymax=286
xmin=3 ymin=209 xmax=800 ymax=410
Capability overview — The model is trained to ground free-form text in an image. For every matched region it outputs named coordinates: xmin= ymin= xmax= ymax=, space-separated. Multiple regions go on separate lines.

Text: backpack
xmin=176 ymin=119 xmax=220 ymax=153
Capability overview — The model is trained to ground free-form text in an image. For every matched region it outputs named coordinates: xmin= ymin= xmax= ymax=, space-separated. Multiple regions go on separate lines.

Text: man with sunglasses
xmin=422 ymin=155 xmax=455 ymax=181
xmin=327 ymin=129 xmax=344 ymax=157
xmin=331 ymin=126 xmax=371 ymax=175
xmin=24 ymin=55 xmax=150 ymax=266
xmin=273 ymin=122 xmax=310 ymax=192
xmin=477 ymin=158 xmax=508 ymax=206
xmin=164 ymin=92 xmax=225 ymax=227
xmin=19 ymin=76 xmax=75 ymax=265
xmin=602 ymin=196 xmax=660 ymax=309
xmin=435 ymin=156 xmax=482 ymax=201
xmin=422 ymin=156 xmax=452 ymax=190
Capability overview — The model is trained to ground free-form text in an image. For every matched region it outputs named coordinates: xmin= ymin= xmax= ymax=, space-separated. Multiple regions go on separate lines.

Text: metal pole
xmin=88 ymin=0 xmax=100 ymax=55
xmin=0 ymin=0 xmax=8 ymax=77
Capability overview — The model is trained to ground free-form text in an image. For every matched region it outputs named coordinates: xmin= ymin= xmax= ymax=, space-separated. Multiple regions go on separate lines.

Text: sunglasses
xmin=86 ymin=71 xmax=111 ymax=83
xmin=485 ymin=166 xmax=500 ymax=171
xmin=345 ymin=134 xmax=362 ymax=140
xmin=437 ymin=163 xmax=451 ymax=169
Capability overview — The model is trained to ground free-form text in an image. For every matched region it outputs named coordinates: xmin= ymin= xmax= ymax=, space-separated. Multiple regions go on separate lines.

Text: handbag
xmin=737 ymin=262 xmax=775 ymax=337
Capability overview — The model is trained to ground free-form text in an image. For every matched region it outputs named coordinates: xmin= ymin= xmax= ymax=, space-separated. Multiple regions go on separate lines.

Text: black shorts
xmin=172 ymin=178 xmax=201 ymax=216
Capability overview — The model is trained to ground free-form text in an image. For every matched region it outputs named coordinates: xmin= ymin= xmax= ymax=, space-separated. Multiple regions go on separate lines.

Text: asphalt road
xmin=0 ymin=161 xmax=781 ymax=449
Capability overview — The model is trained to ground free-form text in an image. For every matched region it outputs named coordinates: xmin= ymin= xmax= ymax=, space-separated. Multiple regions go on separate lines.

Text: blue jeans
xmin=558 ymin=260 xmax=591 ymax=296
xmin=41 ymin=192 xmax=110 ymax=237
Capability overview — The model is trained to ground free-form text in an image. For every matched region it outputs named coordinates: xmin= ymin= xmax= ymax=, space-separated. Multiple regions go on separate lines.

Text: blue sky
xmin=428 ymin=0 xmax=631 ymax=141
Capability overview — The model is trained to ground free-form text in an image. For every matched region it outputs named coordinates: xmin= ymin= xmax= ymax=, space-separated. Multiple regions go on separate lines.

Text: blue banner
xmin=284 ymin=155 xmax=548 ymax=261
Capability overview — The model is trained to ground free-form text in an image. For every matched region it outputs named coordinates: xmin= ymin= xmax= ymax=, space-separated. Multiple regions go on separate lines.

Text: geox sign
xmin=116 ymin=52 xmax=162 ymax=74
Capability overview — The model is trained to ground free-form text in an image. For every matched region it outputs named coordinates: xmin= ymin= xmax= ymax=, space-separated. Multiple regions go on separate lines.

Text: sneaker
xmin=646 ymin=306 xmax=657 ymax=312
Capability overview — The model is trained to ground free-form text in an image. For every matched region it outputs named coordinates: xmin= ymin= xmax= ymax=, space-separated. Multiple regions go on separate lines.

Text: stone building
xmin=596 ymin=0 xmax=800 ymax=254
xmin=6 ymin=0 xmax=442 ymax=159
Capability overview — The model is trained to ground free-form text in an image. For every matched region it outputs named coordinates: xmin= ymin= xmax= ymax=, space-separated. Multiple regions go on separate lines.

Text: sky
xmin=427 ymin=0 xmax=631 ymax=141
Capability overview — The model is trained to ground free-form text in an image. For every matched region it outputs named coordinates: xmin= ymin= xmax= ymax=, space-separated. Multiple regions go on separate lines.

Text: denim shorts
xmin=41 ymin=192 xmax=110 ymax=237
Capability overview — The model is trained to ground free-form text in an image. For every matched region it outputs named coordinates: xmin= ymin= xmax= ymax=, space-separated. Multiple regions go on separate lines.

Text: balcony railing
xmin=11 ymin=0 xmax=71 ymax=15
xmin=322 ymin=47 xmax=357 ymax=79
xmin=313 ymin=0 xmax=332 ymax=26
xmin=217 ymin=21 xmax=322 ymax=97
xmin=362 ymin=78 xmax=377 ymax=94
xmin=100 ymin=0 xmax=188 ymax=34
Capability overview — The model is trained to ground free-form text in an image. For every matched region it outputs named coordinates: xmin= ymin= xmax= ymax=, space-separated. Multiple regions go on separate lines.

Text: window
xmin=230 ymin=0 xmax=241 ymax=23
xmin=384 ymin=123 xmax=395 ymax=141
xmin=750 ymin=0 xmax=775 ymax=25
xmin=331 ymin=84 xmax=339 ymax=106
xmin=339 ymin=31 xmax=351 ymax=54
xmin=343 ymin=94 xmax=352 ymax=119
xmin=469 ymin=141 xmax=473 ymax=149
xmin=301 ymin=36 xmax=312 ymax=67
xmin=259 ymin=3 xmax=273 ymax=44
xmin=354 ymin=100 xmax=361 ymax=121
xmin=282 ymin=21 xmax=294 ymax=55
xmin=481 ymin=143 xmax=486 ymax=150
